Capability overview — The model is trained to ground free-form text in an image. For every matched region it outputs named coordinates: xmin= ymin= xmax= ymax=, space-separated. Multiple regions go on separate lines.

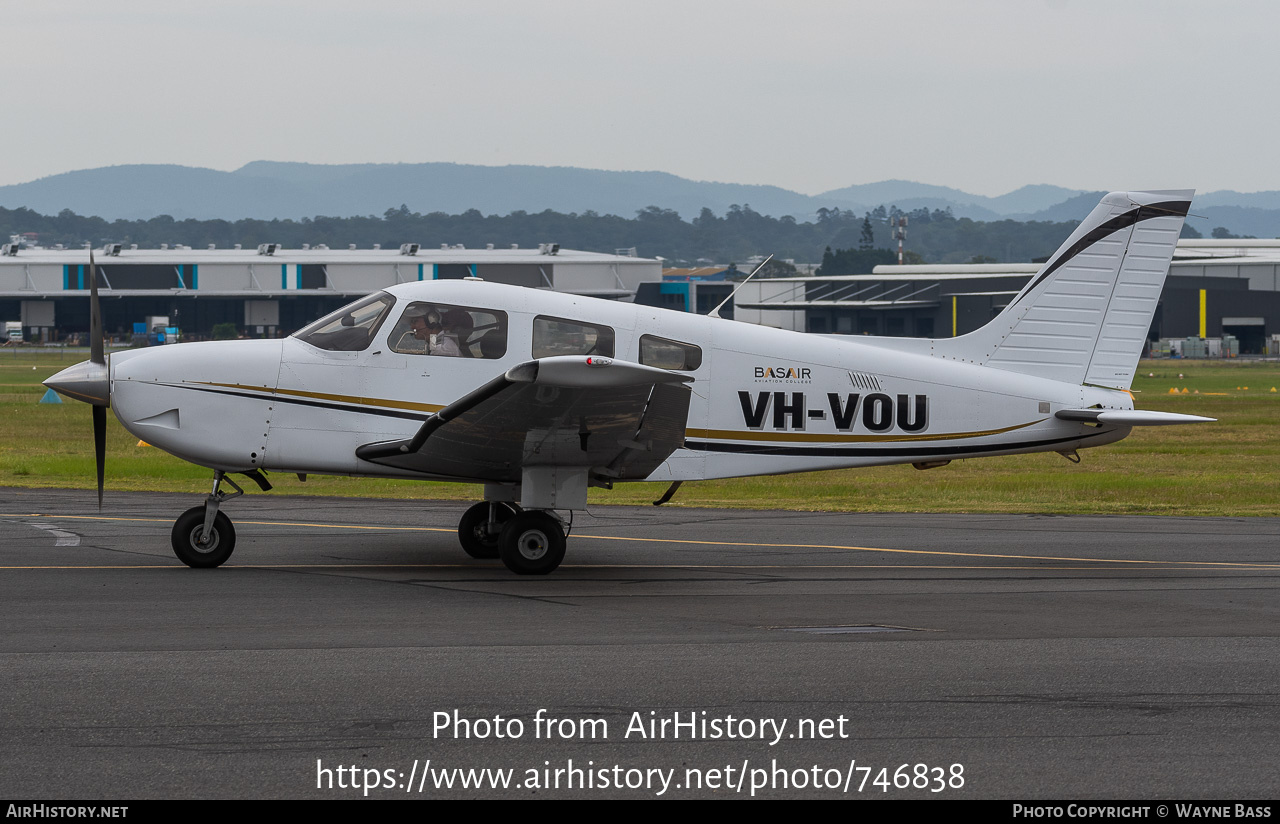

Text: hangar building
xmin=7 ymin=236 xmax=1280 ymax=352
xmin=0 ymin=243 xmax=659 ymax=341
xmin=732 ymin=239 xmax=1280 ymax=354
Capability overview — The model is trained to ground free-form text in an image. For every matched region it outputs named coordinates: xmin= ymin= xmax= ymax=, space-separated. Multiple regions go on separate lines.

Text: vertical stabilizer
xmin=936 ymin=190 xmax=1192 ymax=389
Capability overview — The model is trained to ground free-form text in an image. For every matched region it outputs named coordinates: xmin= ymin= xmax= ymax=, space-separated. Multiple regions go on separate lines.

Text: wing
xmin=355 ymin=355 xmax=693 ymax=484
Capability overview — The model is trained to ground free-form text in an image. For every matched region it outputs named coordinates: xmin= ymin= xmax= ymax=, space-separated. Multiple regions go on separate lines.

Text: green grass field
xmin=3 ymin=347 xmax=1278 ymax=515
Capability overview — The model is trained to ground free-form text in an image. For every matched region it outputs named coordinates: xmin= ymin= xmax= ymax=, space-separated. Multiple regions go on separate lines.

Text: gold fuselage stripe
xmin=196 ymin=381 xmax=444 ymax=413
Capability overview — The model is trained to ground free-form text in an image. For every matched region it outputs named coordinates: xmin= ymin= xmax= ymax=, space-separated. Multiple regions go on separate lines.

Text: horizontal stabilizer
xmin=1055 ymin=409 xmax=1216 ymax=426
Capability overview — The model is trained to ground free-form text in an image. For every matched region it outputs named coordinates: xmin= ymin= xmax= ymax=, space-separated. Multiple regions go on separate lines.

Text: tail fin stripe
xmin=1009 ymin=200 xmax=1190 ymax=308
xmin=855 ymin=190 xmax=1192 ymax=391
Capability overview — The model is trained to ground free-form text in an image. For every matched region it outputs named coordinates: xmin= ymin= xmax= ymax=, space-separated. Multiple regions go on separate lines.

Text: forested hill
xmin=3 ymin=203 xmax=1095 ymax=266
xmin=4 ymin=163 xmax=1278 ymax=238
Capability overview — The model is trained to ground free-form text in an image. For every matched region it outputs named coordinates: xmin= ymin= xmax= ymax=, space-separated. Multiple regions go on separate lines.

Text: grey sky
xmin=3 ymin=0 xmax=1275 ymax=197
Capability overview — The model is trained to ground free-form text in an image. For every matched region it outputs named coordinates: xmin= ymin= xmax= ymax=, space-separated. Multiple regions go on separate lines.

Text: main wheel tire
xmin=171 ymin=505 xmax=236 ymax=568
xmin=457 ymin=501 xmax=517 ymax=559
xmin=498 ymin=511 xmax=566 ymax=575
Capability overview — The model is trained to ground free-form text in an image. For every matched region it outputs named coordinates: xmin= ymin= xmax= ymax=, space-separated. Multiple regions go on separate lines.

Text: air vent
xmin=848 ymin=371 xmax=882 ymax=391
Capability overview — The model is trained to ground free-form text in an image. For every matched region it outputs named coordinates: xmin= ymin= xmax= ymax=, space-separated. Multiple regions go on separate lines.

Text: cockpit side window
xmin=387 ymin=302 xmax=509 ymax=359
xmin=294 ymin=292 xmax=395 ymax=352
xmin=639 ymin=334 xmax=703 ymax=371
xmin=532 ymin=316 xmax=615 ymax=359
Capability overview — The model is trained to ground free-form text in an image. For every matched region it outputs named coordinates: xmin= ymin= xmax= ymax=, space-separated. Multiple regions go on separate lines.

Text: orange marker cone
xmin=136 ymin=440 xmax=151 ymax=447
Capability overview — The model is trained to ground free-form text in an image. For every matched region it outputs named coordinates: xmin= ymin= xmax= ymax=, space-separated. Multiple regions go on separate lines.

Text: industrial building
xmin=634 ymin=268 xmax=734 ymax=317
xmin=0 ymin=242 xmax=660 ymax=341
xmin=732 ymin=239 xmax=1280 ymax=354
xmin=5 ymin=236 xmax=1280 ymax=352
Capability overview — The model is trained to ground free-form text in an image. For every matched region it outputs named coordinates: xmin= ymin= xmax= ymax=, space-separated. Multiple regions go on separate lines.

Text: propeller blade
xmin=92 ymin=404 xmax=106 ymax=510
xmin=89 ymin=249 xmax=104 ymax=365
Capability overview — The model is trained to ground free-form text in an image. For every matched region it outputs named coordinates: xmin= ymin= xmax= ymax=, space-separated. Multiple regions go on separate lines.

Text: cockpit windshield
xmin=293 ymin=292 xmax=396 ymax=352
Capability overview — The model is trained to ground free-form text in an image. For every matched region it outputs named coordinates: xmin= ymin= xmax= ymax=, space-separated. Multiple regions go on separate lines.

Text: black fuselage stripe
xmin=162 ymin=383 xmax=432 ymax=422
xmin=1010 ymin=200 xmax=1190 ymax=307
xmin=682 ymin=432 xmax=1091 ymax=457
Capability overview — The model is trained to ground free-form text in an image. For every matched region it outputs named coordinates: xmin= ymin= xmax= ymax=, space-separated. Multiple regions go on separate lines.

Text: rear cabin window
xmin=532 ymin=316 xmax=615 ymax=359
xmin=639 ymin=334 xmax=703 ymax=371
xmin=294 ymin=292 xmax=395 ymax=352
xmin=386 ymin=301 xmax=508 ymax=359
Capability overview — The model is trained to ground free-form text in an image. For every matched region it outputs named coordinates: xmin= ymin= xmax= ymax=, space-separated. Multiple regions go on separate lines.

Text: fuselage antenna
xmin=709 ymin=254 xmax=773 ymax=318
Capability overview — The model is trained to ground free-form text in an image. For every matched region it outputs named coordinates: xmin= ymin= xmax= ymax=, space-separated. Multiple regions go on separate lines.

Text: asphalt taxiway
xmin=1 ymin=487 xmax=1277 ymax=799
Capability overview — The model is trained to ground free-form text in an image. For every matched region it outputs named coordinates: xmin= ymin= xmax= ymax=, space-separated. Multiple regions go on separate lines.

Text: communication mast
xmin=892 ymin=216 xmax=908 ymax=264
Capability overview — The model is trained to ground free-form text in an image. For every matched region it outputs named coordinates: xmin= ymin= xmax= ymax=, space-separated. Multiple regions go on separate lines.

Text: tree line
xmin=2 ymin=202 xmax=1099 ymax=268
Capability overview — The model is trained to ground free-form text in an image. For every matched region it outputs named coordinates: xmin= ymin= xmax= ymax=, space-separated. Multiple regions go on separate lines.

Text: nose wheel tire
xmin=457 ymin=501 xmax=518 ymax=559
xmin=498 ymin=512 xmax=566 ymax=575
xmin=172 ymin=506 xmax=236 ymax=568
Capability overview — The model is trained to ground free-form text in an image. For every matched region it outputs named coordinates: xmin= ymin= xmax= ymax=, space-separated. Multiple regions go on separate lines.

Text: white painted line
xmin=22 ymin=521 xmax=80 ymax=547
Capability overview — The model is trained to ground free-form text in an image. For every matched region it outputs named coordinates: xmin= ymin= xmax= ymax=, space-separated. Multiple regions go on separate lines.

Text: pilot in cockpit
xmin=401 ymin=306 xmax=461 ymax=356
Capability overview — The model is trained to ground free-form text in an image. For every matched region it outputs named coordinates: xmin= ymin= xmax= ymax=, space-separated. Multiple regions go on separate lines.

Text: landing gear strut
xmin=457 ymin=501 xmax=518 ymax=559
xmin=171 ymin=471 xmax=242 ymax=568
xmin=457 ymin=502 xmax=567 ymax=574
xmin=498 ymin=511 xmax=566 ymax=575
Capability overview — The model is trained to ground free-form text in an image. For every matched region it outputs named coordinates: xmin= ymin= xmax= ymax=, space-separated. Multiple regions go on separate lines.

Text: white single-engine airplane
xmin=46 ymin=190 xmax=1212 ymax=574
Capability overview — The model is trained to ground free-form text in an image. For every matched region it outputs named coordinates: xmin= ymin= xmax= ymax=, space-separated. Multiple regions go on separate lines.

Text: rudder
xmin=937 ymin=190 xmax=1192 ymax=389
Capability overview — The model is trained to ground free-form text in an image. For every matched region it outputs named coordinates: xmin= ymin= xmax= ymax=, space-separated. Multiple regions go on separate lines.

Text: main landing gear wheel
xmin=171 ymin=505 xmax=237 ymax=568
xmin=457 ymin=501 xmax=518 ymax=559
xmin=498 ymin=511 xmax=566 ymax=575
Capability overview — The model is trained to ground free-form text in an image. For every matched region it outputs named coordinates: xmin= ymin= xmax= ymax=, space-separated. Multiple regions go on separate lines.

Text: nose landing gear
xmin=172 ymin=506 xmax=236 ymax=567
xmin=171 ymin=471 xmax=243 ymax=568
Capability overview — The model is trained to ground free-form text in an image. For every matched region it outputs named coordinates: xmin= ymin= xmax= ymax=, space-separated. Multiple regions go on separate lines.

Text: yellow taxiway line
xmin=0 ymin=564 xmax=1276 ymax=571
xmin=3 ymin=513 xmax=1279 ymax=570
